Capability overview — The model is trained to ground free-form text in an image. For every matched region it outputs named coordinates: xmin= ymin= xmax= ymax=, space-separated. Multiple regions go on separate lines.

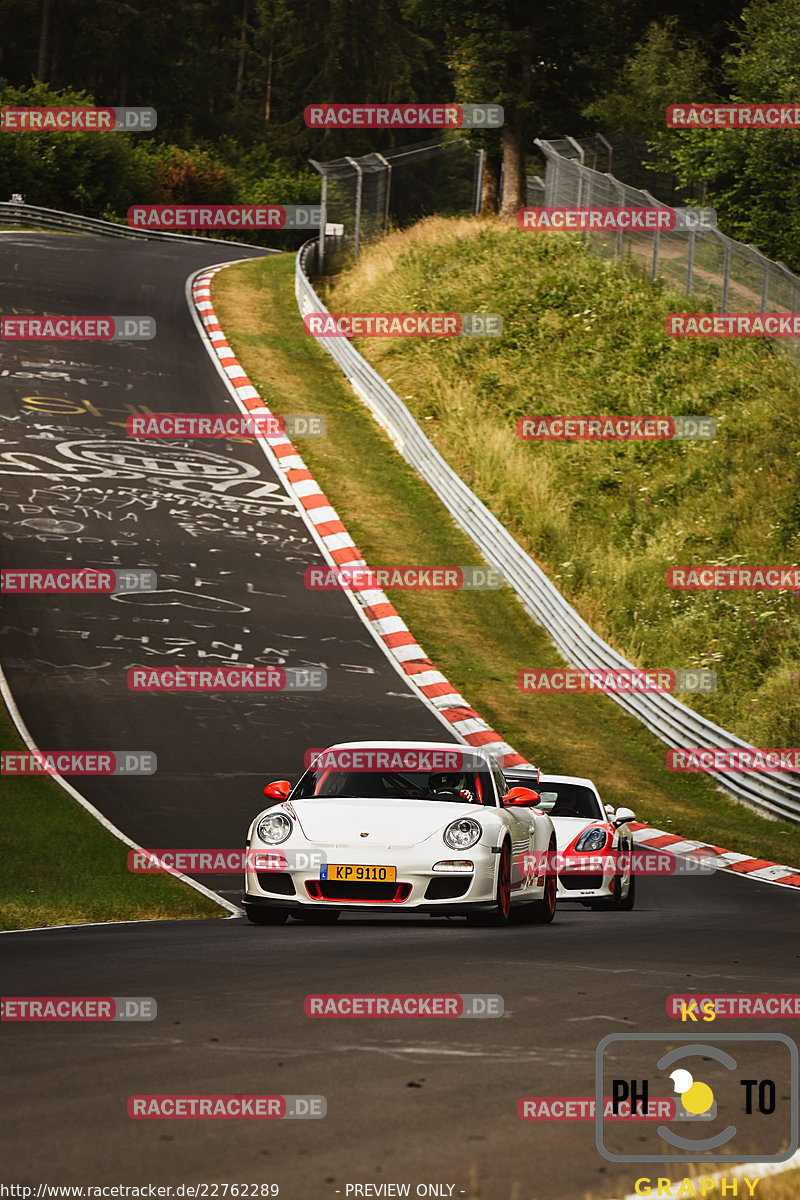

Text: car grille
xmin=559 ymin=873 xmax=604 ymax=891
xmin=257 ymin=872 xmax=296 ymax=896
xmin=424 ymin=877 xmax=471 ymax=900
xmin=305 ymin=880 xmax=412 ymax=903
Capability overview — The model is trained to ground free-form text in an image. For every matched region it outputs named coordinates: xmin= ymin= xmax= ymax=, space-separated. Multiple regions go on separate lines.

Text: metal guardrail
xmin=296 ymin=240 xmax=800 ymax=824
xmin=0 ymin=201 xmax=275 ymax=250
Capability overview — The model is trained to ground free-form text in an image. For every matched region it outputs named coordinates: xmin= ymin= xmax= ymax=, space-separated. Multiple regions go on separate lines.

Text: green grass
xmin=0 ymin=700 xmax=225 ymax=930
xmin=211 ymin=248 xmax=800 ymax=868
xmin=324 ymin=215 xmax=800 ymax=750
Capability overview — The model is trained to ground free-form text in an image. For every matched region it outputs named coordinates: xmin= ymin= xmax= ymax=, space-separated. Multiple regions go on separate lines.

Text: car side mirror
xmin=263 ymin=779 xmax=291 ymax=800
xmin=613 ymin=806 xmax=635 ymax=826
xmin=505 ymin=786 xmax=541 ymax=806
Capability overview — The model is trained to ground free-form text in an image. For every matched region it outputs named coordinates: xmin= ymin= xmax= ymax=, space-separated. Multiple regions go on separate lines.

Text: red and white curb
xmin=190 ymin=263 xmax=800 ymax=890
xmin=630 ymin=821 xmax=800 ymax=889
xmin=191 ymin=265 xmax=525 ymax=770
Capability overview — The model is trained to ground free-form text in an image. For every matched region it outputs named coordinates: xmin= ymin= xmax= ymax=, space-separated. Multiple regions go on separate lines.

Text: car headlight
xmin=443 ymin=818 xmax=482 ymax=850
xmin=575 ymin=827 xmax=609 ymax=852
xmin=256 ymin=812 xmax=293 ymax=844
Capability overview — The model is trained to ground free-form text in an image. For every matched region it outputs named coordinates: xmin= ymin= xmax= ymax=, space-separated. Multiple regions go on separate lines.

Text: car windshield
xmin=290 ymin=767 xmax=495 ymax=805
xmin=532 ymin=782 xmax=604 ymax=820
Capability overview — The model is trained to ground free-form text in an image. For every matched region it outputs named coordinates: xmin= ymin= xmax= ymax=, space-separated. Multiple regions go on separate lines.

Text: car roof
xmin=321 ymin=740 xmax=480 ymax=754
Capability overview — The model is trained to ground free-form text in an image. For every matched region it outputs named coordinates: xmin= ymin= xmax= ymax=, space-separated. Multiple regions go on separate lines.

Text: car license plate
xmin=320 ymin=864 xmax=397 ymax=882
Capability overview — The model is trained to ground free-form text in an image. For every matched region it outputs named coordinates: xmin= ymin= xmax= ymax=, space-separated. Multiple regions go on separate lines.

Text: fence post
xmin=596 ymin=133 xmax=613 ymax=175
xmin=686 ymin=228 xmax=695 ymax=297
xmin=721 ymin=238 xmax=731 ymax=312
xmin=374 ymin=152 xmax=392 ymax=234
xmin=345 ymin=155 xmax=363 ymax=260
xmin=318 ymin=173 xmax=327 ymax=273
xmin=474 ymin=149 xmax=485 ymax=216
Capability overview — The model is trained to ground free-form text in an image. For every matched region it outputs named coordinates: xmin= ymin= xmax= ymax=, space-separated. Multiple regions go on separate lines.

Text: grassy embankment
xmin=211 ymin=237 xmax=800 ymax=868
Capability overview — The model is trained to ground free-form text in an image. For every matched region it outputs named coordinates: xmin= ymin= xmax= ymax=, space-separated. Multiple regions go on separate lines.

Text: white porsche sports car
xmin=503 ymin=768 xmax=636 ymax=910
xmin=244 ymin=740 xmax=558 ymax=926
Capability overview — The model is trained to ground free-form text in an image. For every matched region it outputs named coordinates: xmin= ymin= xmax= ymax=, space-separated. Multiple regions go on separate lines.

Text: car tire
xmin=244 ymin=905 xmax=289 ymax=925
xmin=466 ymin=840 xmax=512 ymax=926
xmin=522 ymin=836 xmax=557 ymax=925
xmin=290 ymin=910 xmax=341 ymax=924
xmin=617 ymin=869 xmax=636 ymax=911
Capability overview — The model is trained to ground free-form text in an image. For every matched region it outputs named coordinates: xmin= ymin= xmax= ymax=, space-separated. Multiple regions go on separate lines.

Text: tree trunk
xmin=37 ymin=0 xmax=51 ymax=81
xmin=480 ymin=153 xmax=501 ymax=215
xmin=234 ymin=0 xmax=250 ymax=107
xmin=264 ymin=40 xmax=273 ymax=120
xmin=499 ymin=113 xmax=526 ymax=220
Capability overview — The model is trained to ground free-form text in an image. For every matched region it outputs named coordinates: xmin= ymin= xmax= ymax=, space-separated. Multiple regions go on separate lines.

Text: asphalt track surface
xmin=2 ymin=234 xmax=800 ymax=1199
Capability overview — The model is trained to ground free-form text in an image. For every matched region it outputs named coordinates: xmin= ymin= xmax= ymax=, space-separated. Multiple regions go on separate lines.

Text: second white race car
xmin=244 ymin=740 xmax=558 ymax=926
xmin=503 ymin=768 xmax=636 ymax=910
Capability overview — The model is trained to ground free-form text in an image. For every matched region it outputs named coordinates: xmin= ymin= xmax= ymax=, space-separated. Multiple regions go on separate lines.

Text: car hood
xmin=548 ymin=815 xmax=610 ymax=848
xmin=291 ymin=796 xmax=488 ymax=849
